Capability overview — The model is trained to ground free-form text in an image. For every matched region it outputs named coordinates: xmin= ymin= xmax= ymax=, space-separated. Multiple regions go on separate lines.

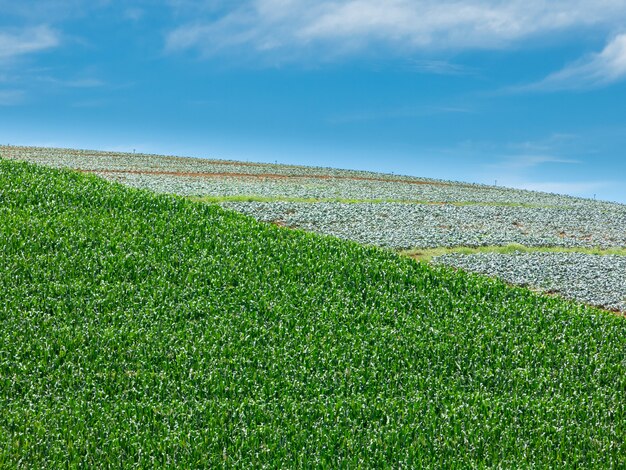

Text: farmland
xmin=3 ymin=145 xmax=626 ymax=312
xmin=1 ymin=158 xmax=626 ymax=467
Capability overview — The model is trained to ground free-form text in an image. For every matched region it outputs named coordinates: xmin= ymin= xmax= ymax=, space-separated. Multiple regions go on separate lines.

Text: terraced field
xmin=3 ymin=145 xmax=626 ymax=312
xmin=1 ymin=159 xmax=625 ymax=467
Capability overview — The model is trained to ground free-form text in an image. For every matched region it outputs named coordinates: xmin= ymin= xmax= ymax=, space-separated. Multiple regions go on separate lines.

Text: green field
xmin=1 ymin=159 xmax=625 ymax=467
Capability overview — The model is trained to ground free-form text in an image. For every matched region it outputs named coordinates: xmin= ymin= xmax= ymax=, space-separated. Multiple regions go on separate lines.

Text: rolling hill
xmin=1 ymin=157 xmax=625 ymax=466
xmin=4 ymin=145 xmax=626 ymax=312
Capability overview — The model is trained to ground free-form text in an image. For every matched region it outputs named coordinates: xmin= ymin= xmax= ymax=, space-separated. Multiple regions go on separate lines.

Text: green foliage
xmin=1 ymin=159 xmax=625 ymax=467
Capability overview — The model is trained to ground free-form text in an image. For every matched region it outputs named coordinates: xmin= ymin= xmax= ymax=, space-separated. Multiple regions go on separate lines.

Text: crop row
xmin=100 ymin=171 xmax=600 ymax=207
xmin=0 ymin=145 xmax=439 ymax=180
xmin=2 ymin=145 xmax=615 ymax=208
xmin=1 ymin=159 xmax=625 ymax=466
xmin=222 ymin=201 xmax=626 ymax=249
xmin=434 ymin=252 xmax=626 ymax=312
xmin=5 ymin=146 xmax=626 ymax=316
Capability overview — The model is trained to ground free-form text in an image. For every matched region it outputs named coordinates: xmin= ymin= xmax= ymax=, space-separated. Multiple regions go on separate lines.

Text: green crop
xmin=1 ymin=159 xmax=625 ymax=467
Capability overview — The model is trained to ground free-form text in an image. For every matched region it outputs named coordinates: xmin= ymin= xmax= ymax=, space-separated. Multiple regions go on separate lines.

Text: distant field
xmin=4 ymin=145 xmax=626 ymax=312
xmin=1 ymin=159 xmax=625 ymax=467
xmin=1 ymin=145 xmax=610 ymax=208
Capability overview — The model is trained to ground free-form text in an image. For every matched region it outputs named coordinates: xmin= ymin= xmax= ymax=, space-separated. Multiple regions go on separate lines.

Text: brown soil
xmin=79 ymin=168 xmax=452 ymax=186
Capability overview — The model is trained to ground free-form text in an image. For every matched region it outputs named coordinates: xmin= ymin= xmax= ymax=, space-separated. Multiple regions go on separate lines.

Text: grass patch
xmin=401 ymin=244 xmax=626 ymax=262
xmin=190 ymin=194 xmax=555 ymax=208
xmin=1 ymin=159 xmax=625 ymax=467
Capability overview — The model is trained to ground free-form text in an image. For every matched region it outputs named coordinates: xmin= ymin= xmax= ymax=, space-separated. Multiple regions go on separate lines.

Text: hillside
xmin=1 ymin=159 xmax=625 ymax=466
xmin=3 ymin=145 xmax=626 ymax=312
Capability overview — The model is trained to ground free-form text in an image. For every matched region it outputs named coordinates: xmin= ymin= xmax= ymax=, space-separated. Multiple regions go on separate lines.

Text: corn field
xmin=1 ymin=159 xmax=625 ymax=467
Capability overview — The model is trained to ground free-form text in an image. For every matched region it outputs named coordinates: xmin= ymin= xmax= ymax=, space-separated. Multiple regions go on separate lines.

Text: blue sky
xmin=1 ymin=1 xmax=626 ymax=202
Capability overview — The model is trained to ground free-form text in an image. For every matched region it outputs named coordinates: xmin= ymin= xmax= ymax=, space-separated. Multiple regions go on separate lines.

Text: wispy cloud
xmin=165 ymin=0 xmax=626 ymax=59
xmin=39 ymin=77 xmax=105 ymax=88
xmin=123 ymin=8 xmax=145 ymax=21
xmin=0 ymin=26 xmax=60 ymax=61
xmin=494 ymin=154 xmax=581 ymax=170
xmin=0 ymin=89 xmax=25 ymax=106
xmin=0 ymin=0 xmax=108 ymax=22
xmin=521 ymin=33 xmax=626 ymax=91
xmin=509 ymin=133 xmax=579 ymax=152
xmin=410 ymin=59 xmax=471 ymax=75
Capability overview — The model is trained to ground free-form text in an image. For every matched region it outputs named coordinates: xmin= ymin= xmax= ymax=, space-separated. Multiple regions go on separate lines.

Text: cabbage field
xmin=4 ymin=145 xmax=626 ymax=313
xmin=1 ymin=158 xmax=625 ymax=467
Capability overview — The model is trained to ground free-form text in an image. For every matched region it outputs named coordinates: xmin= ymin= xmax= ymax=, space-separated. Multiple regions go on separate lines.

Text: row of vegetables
xmin=3 ymin=145 xmax=626 ymax=311
xmin=2 ymin=145 xmax=614 ymax=207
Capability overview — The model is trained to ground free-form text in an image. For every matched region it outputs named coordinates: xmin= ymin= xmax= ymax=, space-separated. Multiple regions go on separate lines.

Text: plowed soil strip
xmin=80 ymin=168 xmax=452 ymax=186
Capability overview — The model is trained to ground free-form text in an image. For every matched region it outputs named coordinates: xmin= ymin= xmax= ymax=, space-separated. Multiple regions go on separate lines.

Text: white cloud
xmin=526 ymin=34 xmax=626 ymax=90
xmin=165 ymin=0 xmax=626 ymax=58
xmin=0 ymin=26 xmax=60 ymax=61
xmin=123 ymin=8 xmax=145 ymax=21
xmin=39 ymin=77 xmax=105 ymax=88
xmin=509 ymin=134 xmax=579 ymax=152
xmin=0 ymin=89 xmax=25 ymax=106
xmin=495 ymin=155 xmax=581 ymax=169
xmin=410 ymin=59 xmax=470 ymax=75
